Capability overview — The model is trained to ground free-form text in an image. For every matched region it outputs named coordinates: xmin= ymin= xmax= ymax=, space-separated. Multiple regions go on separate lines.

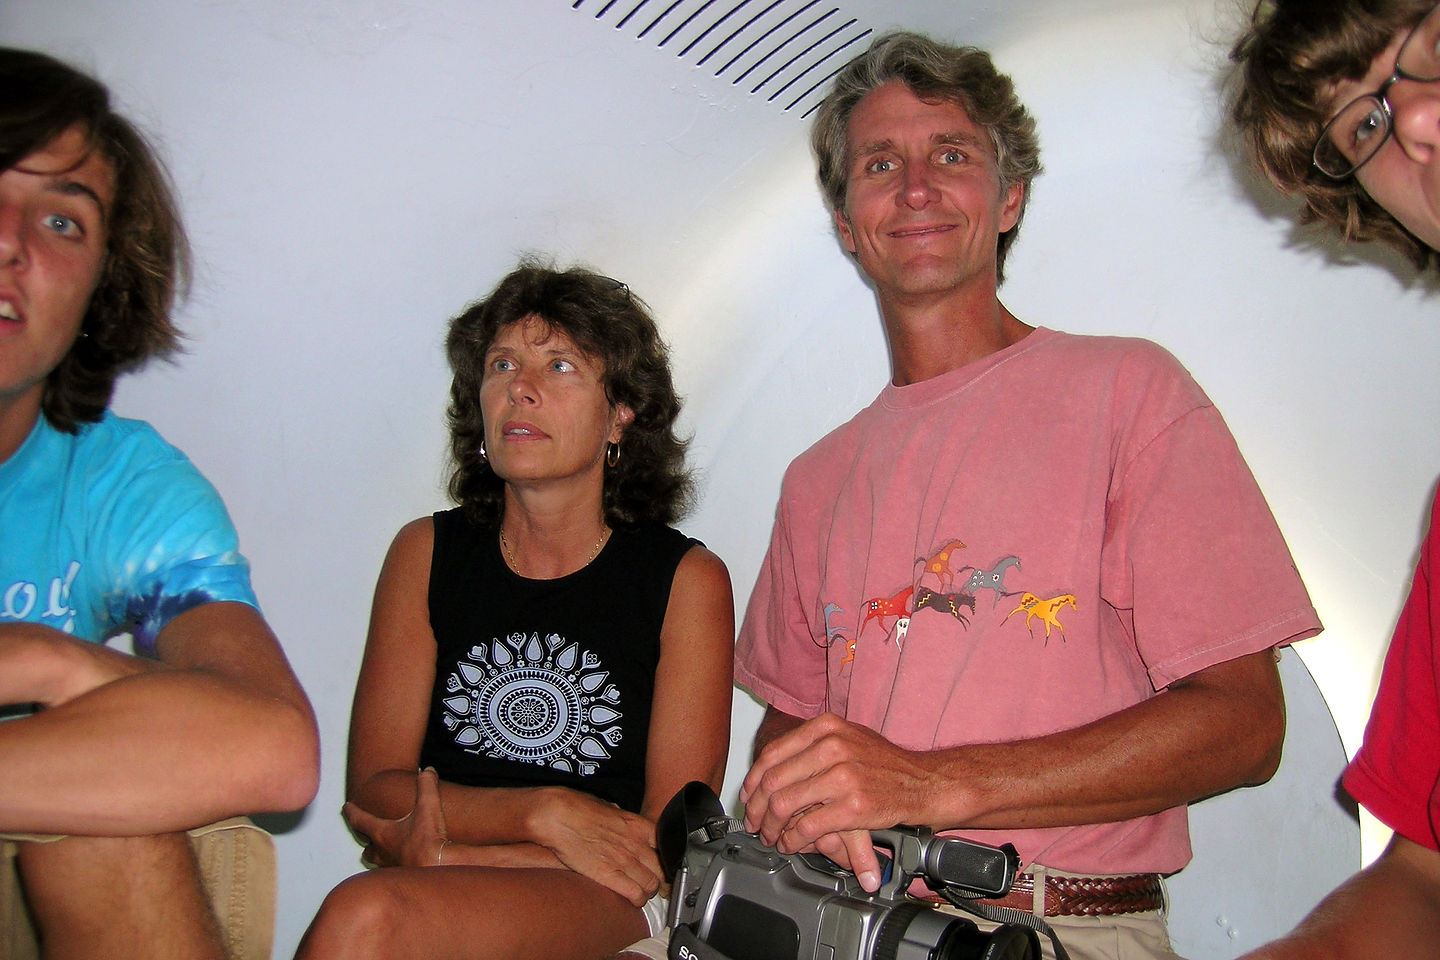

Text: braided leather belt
xmin=928 ymin=872 xmax=1165 ymax=917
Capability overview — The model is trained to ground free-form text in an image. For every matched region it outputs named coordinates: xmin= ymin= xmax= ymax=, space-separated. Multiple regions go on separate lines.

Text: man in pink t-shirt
xmin=1230 ymin=2 xmax=1440 ymax=957
xmin=735 ymin=31 xmax=1321 ymax=960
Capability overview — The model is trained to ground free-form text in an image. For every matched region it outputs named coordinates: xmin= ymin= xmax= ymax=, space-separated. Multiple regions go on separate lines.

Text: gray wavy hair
xmin=811 ymin=31 xmax=1042 ymax=282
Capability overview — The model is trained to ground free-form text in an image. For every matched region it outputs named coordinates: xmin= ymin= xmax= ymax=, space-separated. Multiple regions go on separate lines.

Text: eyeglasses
xmin=1312 ymin=2 xmax=1440 ymax=180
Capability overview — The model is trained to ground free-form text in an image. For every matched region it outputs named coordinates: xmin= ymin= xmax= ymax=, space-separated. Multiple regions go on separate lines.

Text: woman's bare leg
xmin=296 ymin=865 xmax=650 ymax=960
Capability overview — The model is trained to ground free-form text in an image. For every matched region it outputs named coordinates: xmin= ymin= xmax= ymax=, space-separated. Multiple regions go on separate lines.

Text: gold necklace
xmin=500 ymin=525 xmax=610 ymax=577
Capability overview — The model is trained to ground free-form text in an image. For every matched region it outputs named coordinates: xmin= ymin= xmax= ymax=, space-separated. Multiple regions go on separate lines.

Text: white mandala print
xmin=441 ymin=632 xmax=623 ymax=775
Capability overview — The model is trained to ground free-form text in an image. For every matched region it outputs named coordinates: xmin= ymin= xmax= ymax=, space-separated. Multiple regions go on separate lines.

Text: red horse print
xmin=860 ymin=585 xmax=913 ymax=639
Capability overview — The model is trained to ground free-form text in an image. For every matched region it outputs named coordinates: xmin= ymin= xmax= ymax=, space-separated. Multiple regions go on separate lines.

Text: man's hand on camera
xmin=739 ymin=713 xmax=941 ymax=893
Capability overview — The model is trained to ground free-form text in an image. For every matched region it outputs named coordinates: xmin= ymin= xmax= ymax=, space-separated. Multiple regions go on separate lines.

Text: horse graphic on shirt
xmin=819 ymin=602 xmax=857 ymax=671
xmin=914 ymin=586 xmax=977 ymax=627
xmin=860 ymin=585 xmax=913 ymax=641
xmin=1005 ymin=592 xmax=1077 ymax=641
xmin=958 ymin=556 xmax=1021 ymax=607
xmin=915 ymin=539 xmax=966 ymax=591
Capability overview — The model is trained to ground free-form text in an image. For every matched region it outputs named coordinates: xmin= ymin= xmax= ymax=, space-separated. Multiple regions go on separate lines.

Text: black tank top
xmin=420 ymin=508 xmax=698 ymax=813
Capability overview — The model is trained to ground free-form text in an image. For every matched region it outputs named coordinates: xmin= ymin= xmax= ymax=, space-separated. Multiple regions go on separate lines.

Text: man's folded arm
xmin=0 ymin=601 xmax=319 ymax=836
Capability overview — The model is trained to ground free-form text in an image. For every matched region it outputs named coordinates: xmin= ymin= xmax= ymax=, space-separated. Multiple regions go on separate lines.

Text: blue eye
xmin=866 ymin=158 xmax=895 ymax=174
xmin=550 ymin=359 xmax=575 ymax=373
xmin=44 ymin=214 xmax=81 ymax=237
xmin=1352 ymin=106 xmax=1387 ymax=146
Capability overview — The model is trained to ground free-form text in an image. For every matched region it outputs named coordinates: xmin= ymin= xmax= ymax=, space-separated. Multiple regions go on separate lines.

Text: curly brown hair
xmin=1229 ymin=0 xmax=1438 ymax=271
xmin=1 ymin=47 xmax=189 ymax=432
xmin=445 ymin=260 xmax=693 ymax=528
xmin=811 ymin=31 xmax=1042 ymax=284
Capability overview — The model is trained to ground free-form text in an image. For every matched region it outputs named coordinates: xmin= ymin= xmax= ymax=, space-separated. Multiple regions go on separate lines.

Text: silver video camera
xmin=657 ymin=783 xmax=1040 ymax=960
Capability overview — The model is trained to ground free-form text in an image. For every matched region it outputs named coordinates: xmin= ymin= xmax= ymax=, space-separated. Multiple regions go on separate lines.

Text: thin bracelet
xmin=436 ymin=840 xmax=449 ymax=866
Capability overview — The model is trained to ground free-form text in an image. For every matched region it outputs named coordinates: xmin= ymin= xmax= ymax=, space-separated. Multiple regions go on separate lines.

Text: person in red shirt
xmin=1232 ymin=1 xmax=1440 ymax=955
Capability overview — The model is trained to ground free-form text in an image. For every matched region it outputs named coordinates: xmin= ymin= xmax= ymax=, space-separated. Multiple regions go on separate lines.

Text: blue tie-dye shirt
xmin=0 ymin=412 xmax=257 ymax=657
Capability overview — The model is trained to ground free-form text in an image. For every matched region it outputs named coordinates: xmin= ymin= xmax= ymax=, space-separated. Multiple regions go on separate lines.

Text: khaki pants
xmin=0 ymin=818 xmax=275 ymax=960
xmin=959 ymin=910 xmax=1183 ymax=960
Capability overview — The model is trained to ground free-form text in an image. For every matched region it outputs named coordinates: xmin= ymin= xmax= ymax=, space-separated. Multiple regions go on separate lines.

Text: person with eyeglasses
xmin=1231 ymin=2 xmax=1440 ymax=957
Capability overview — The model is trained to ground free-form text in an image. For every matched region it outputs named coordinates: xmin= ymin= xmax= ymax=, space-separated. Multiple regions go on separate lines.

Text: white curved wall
xmin=5 ymin=1 xmax=1437 ymax=955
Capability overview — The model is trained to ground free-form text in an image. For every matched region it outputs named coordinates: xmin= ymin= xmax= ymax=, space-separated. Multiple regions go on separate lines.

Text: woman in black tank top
xmin=298 ymin=263 xmax=734 ymax=960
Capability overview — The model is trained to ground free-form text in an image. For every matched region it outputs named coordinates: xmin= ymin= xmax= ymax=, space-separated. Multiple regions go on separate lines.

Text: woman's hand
xmin=530 ymin=787 xmax=662 ymax=907
xmin=344 ymin=767 xmax=449 ymax=868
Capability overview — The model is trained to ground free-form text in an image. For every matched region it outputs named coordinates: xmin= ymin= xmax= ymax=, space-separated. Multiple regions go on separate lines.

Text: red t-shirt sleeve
xmin=1342 ymin=487 xmax=1440 ymax=852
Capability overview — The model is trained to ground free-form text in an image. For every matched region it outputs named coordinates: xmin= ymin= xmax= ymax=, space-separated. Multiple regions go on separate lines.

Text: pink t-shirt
xmin=736 ymin=328 xmax=1321 ymax=874
xmin=1342 ymin=485 xmax=1440 ymax=851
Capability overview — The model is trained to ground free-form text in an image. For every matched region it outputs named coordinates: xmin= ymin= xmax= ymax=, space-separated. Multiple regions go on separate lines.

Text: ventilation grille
xmin=569 ymin=0 xmax=871 ymax=116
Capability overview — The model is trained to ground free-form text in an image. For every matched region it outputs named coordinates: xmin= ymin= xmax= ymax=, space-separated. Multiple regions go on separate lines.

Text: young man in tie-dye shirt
xmin=0 ymin=48 xmax=317 ymax=960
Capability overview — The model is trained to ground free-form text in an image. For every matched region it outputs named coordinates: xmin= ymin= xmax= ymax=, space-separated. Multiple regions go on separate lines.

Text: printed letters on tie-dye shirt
xmin=0 ymin=413 xmax=257 ymax=655
xmin=2 ymin=559 xmax=81 ymax=634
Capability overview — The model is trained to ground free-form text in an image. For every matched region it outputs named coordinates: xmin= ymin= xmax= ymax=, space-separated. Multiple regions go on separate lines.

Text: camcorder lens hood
xmin=658 ymin=780 xmax=728 ymax=883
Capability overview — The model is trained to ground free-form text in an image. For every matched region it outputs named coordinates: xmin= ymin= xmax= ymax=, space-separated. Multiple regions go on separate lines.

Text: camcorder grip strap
xmin=940 ymin=893 xmax=1074 ymax=960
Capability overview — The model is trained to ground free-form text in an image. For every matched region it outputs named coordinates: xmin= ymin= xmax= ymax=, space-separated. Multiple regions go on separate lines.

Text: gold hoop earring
xmin=606 ymin=442 xmax=620 ymax=468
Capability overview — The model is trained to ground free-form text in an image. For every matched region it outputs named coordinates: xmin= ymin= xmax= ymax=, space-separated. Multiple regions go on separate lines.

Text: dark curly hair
xmin=1 ymin=47 xmax=189 ymax=432
xmin=811 ymin=31 xmax=1042 ymax=284
xmin=446 ymin=261 xmax=694 ymax=528
xmin=1230 ymin=0 xmax=1438 ymax=271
